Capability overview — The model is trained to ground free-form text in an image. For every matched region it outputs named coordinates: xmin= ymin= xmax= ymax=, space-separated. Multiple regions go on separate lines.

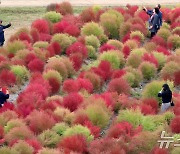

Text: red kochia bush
xmin=26 ymin=139 xmax=42 ymax=154
xmin=142 ymin=98 xmax=158 ymax=114
xmin=56 ymin=1 xmax=73 ymax=15
xmin=151 ymin=36 xmax=167 ymax=48
xmin=28 ymin=58 xmax=44 ymax=72
xmin=174 ymin=71 xmax=180 ymax=86
xmin=62 ymin=79 xmax=79 ymax=93
xmin=39 ymin=33 xmax=52 ymax=42
xmin=66 ymin=42 xmax=88 ymax=59
xmin=70 ymin=53 xmax=83 ymax=71
xmin=84 ymin=121 xmax=100 ymax=138
xmin=122 ymin=45 xmax=131 ymax=58
xmin=151 ymin=147 xmax=169 ymax=154
xmin=111 ymin=69 xmax=126 ymax=79
xmin=108 ymin=78 xmax=130 ymax=95
xmin=80 ymin=7 xmax=96 ymax=23
xmin=62 ymin=15 xmax=83 ymax=28
xmin=63 ymin=92 xmax=83 ymax=112
xmin=48 ymin=78 xmax=61 ymax=94
xmin=0 ymin=69 xmax=16 ymax=86
xmin=30 ymin=28 xmax=40 ymax=43
xmin=53 ymin=21 xmax=70 ymax=34
xmin=64 ymin=25 xmax=80 ymax=37
xmin=170 ymin=116 xmax=180 ymax=133
xmin=139 ymin=104 xmax=155 ymax=115
xmin=76 ymin=78 xmax=93 ymax=93
xmin=47 ymin=42 xmax=61 ymax=57
xmin=31 ymin=19 xmax=50 ymax=34
xmin=156 ymin=46 xmax=170 ymax=56
xmin=98 ymin=61 xmax=112 ymax=81
xmin=142 ymin=53 xmax=159 ymax=68
xmin=58 ymin=134 xmax=87 ymax=153
xmin=18 ymin=32 xmax=32 ymax=43
xmin=25 ymin=52 xmax=37 ymax=65
xmin=99 ymin=43 xmax=117 ymax=53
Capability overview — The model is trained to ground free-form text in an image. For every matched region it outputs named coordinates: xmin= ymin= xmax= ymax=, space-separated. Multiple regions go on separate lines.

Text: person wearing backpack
xmin=0 ymin=20 xmax=11 ymax=47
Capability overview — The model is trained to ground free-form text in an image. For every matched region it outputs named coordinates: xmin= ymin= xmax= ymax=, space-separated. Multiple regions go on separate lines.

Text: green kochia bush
xmin=63 ymin=124 xmax=94 ymax=142
xmin=85 ymin=35 xmax=100 ymax=49
xmin=142 ymin=80 xmax=174 ymax=104
xmin=44 ymin=11 xmax=62 ymax=23
xmin=33 ymin=41 xmax=49 ymax=49
xmin=81 ymin=22 xmax=104 ymax=37
xmin=52 ymin=122 xmax=69 ymax=136
xmin=99 ymin=50 xmax=125 ymax=69
xmin=10 ymin=65 xmax=29 ymax=83
xmin=87 ymin=45 xmax=96 ymax=59
xmin=153 ymin=52 xmax=167 ymax=70
xmin=5 ymin=119 xmax=26 ymax=133
xmin=38 ymin=130 xmax=61 ymax=148
xmin=0 ymin=146 xmax=18 ymax=154
xmin=107 ymin=39 xmax=123 ymax=51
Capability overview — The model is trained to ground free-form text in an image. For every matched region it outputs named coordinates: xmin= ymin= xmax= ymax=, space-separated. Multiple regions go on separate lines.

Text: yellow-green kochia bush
xmin=33 ymin=41 xmax=49 ymax=49
xmin=107 ymin=39 xmax=123 ymax=51
xmin=85 ymin=35 xmax=100 ymax=49
xmin=52 ymin=122 xmax=69 ymax=136
xmin=43 ymin=11 xmax=62 ymax=23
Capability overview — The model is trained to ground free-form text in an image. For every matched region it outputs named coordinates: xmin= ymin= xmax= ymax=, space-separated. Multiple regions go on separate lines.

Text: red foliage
xmin=76 ymin=78 xmax=93 ymax=93
xmin=18 ymin=32 xmax=32 ymax=43
xmin=108 ymin=78 xmax=130 ymax=95
xmin=56 ymin=2 xmax=73 ymax=15
xmin=127 ymin=5 xmax=138 ymax=16
xmin=170 ymin=116 xmax=180 ymax=133
xmin=39 ymin=33 xmax=52 ymax=42
xmin=122 ymin=45 xmax=131 ymax=58
xmin=0 ymin=126 xmax=4 ymax=139
xmin=151 ymin=36 xmax=167 ymax=48
xmin=142 ymin=53 xmax=159 ymax=68
xmin=62 ymin=79 xmax=79 ymax=93
xmin=171 ymin=22 xmax=180 ymax=29
xmin=115 ymin=7 xmax=126 ymax=15
xmin=107 ymin=122 xmax=142 ymax=139
xmin=30 ymin=28 xmax=40 ymax=43
xmin=48 ymin=78 xmax=61 ymax=94
xmin=0 ymin=103 xmax=15 ymax=113
xmin=74 ymin=113 xmax=90 ymax=125
xmin=174 ymin=71 xmax=180 ymax=86
xmin=80 ymin=7 xmax=96 ymax=23
xmin=0 ymin=55 xmax=7 ymax=63
xmin=25 ymin=52 xmax=37 ymax=65
xmin=156 ymin=46 xmax=170 ymax=56
xmin=58 ymin=135 xmax=87 ymax=153
xmin=142 ymin=98 xmax=158 ymax=114
xmin=139 ymin=104 xmax=155 ymax=115
xmin=62 ymin=15 xmax=83 ymax=28
xmin=99 ymin=43 xmax=117 ymax=53
xmin=173 ymin=107 xmax=180 ymax=116
xmin=69 ymin=53 xmax=83 ymax=71
xmin=91 ymin=67 xmax=105 ymax=82
xmin=136 ymin=10 xmax=149 ymax=21
xmin=98 ymin=60 xmax=112 ymax=80
xmin=151 ymin=147 xmax=169 ymax=154
xmin=0 ymin=69 xmax=16 ymax=86
xmin=131 ymin=23 xmax=147 ymax=35
xmin=64 ymin=25 xmax=80 ymax=37
xmin=31 ymin=19 xmax=50 ymax=34
xmin=161 ymin=8 xmax=171 ymax=22
xmin=28 ymin=58 xmax=44 ymax=72
xmin=63 ymin=92 xmax=83 ymax=112
xmin=84 ymin=121 xmax=100 ymax=138
xmin=47 ymin=42 xmax=61 ymax=57
xmin=66 ymin=42 xmax=88 ymax=59
xmin=26 ymin=139 xmax=42 ymax=154
xmin=122 ymin=33 xmax=130 ymax=43
xmin=169 ymin=8 xmax=180 ymax=23
xmin=111 ymin=69 xmax=126 ymax=79
xmin=42 ymin=100 xmax=62 ymax=112
xmin=53 ymin=21 xmax=70 ymax=34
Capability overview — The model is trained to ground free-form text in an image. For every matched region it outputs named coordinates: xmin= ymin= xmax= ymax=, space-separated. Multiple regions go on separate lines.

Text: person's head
xmin=162 ymin=84 xmax=170 ymax=91
xmin=156 ymin=4 xmax=161 ymax=9
xmin=0 ymin=20 xmax=2 ymax=25
xmin=154 ymin=7 xmax=159 ymax=14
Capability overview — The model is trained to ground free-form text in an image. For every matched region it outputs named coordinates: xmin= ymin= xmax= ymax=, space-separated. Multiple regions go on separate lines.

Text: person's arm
xmin=159 ymin=12 xmax=162 ymax=26
xmin=2 ymin=23 xmax=11 ymax=29
xmin=147 ymin=10 xmax=153 ymax=16
xmin=158 ymin=89 xmax=163 ymax=97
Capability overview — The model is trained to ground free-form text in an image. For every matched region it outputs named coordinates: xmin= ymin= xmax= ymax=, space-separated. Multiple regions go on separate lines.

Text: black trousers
xmin=151 ymin=32 xmax=156 ymax=38
xmin=0 ymin=42 xmax=4 ymax=47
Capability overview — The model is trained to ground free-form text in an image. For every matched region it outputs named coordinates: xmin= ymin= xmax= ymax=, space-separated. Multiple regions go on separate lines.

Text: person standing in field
xmin=0 ymin=20 xmax=11 ymax=47
xmin=0 ymin=86 xmax=9 ymax=107
xmin=158 ymin=84 xmax=172 ymax=113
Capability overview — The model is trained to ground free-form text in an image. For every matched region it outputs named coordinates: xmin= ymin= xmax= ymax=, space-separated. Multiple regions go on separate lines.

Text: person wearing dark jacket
xmin=0 ymin=87 xmax=9 ymax=107
xmin=143 ymin=4 xmax=162 ymax=27
xmin=0 ymin=20 xmax=11 ymax=47
xmin=148 ymin=7 xmax=161 ymax=38
xmin=158 ymin=84 xmax=172 ymax=113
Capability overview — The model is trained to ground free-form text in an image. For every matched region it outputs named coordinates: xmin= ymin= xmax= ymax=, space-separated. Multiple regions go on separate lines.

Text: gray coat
xmin=149 ymin=14 xmax=160 ymax=33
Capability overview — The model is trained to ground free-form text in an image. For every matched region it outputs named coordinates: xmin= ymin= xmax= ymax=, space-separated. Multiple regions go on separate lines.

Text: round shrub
xmin=81 ymin=22 xmax=104 ymax=37
xmin=0 ymin=69 xmax=16 ymax=86
xmin=63 ymin=125 xmax=94 ymax=142
xmin=33 ymin=41 xmax=49 ymax=49
xmin=37 ymin=148 xmax=60 ymax=154
xmin=122 ymin=72 xmax=136 ymax=87
xmin=28 ymin=58 xmax=44 ymax=72
xmin=62 ymin=79 xmax=79 ymax=93
xmin=57 ymin=1 xmax=73 ymax=15
xmin=38 ymin=130 xmax=60 ymax=148
xmin=6 ymin=40 xmax=26 ymax=56
xmin=160 ymin=61 xmax=180 ymax=80
xmin=153 ymin=52 xmax=167 ymax=70
xmin=52 ymin=122 xmax=69 ymax=136
xmin=5 ymin=126 xmax=34 ymax=144
xmin=172 ymin=26 xmax=180 ymax=35
xmin=170 ymin=116 xmax=180 ymax=133
xmin=80 ymin=7 xmax=96 ymax=23
xmin=167 ymin=34 xmax=180 ymax=50
xmin=85 ymin=101 xmax=110 ymax=129
xmin=5 ymin=119 xmax=26 ymax=133
xmin=26 ymin=110 xmax=56 ymax=134
xmin=157 ymin=28 xmax=171 ymax=41
xmin=87 ymin=45 xmax=96 ymax=59
xmin=31 ymin=19 xmax=50 ymax=34
xmin=44 ymin=11 xmax=62 ymax=23
xmin=99 ymin=50 xmax=125 ymax=69
xmin=107 ymin=39 xmax=123 ymax=51
xmin=130 ymin=31 xmax=145 ymax=42
xmin=51 ymin=33 xmax=73 ymax=52
xmin=126 ymin=53 xmax=142 ymax=68
xmin=12 ymin=140 xmax=34 ymax=154
xmin=119 ymin=22 xmax=131 ymax=39
xmin=142 ymin=80 xmax=173 ymax=103
xmin=63 ymin=92 xmax=83 ymax=112
xmin=85 ymin=35 xmax=100 ymax=49
xmin=10 ymin=65 xmax=29 ymax=84
xmin=124 ymin=39 xmax=138 ymax=50
xmin=144 ymin=42 xmax=157 ymax=52
xmin=138 ymin=61 xmax=157 ymax=80
xmin=99 ymin=43 xmax=117 ymax=53
xmin=108 ymin=77 xmax=130 ymax=95
xmin=100 ymin=9 xmax=124 ymax=39
xmin=0 ymin=147 xmax=18 ymax=154
xmin=0 ymin=110 xmax=18 ymax=126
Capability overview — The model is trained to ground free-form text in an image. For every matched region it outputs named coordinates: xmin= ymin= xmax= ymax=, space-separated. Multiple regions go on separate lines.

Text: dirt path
xmin=1 ymin=0 xmax=179 ymax=7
